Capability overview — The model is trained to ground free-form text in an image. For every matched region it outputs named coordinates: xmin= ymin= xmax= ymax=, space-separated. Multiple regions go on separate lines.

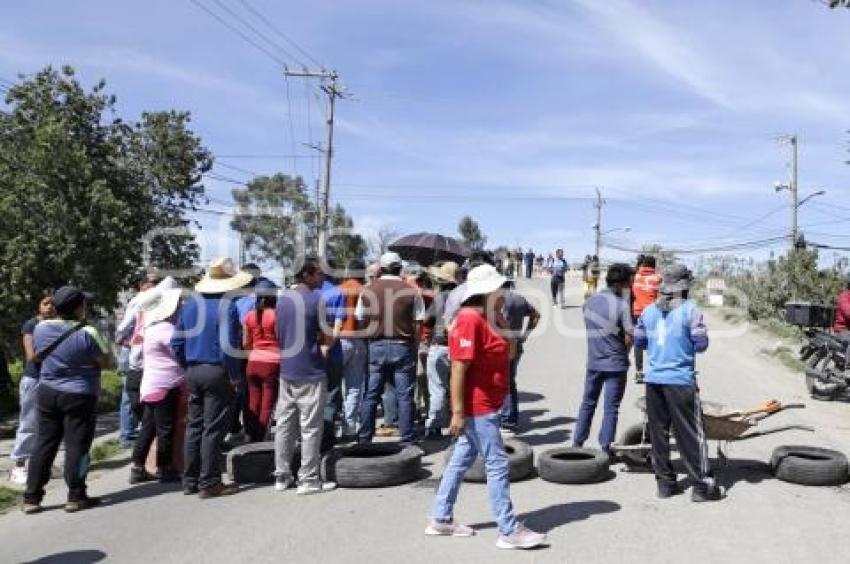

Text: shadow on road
xmin=521 ymin=428 xmax=571 ymax=446
xmin=23 ymin=550 xmax=107 ymax=564
xmin=469 ymin=500 xmax=621 ymax=532
xmin=100 ymin=481 xmax=184 ymax=507
xmin=517 ymin=391 xmax=546 ymax=403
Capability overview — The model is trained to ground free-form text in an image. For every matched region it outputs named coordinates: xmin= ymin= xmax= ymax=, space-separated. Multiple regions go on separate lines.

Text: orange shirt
xmin=632 ymin=266 xmax=662 ymax=317
xmin=339 ymin=279 xmax=364 ymax=337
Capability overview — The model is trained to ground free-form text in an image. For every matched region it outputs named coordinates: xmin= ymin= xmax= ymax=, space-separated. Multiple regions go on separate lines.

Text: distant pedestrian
xmin=423 ymin=261 xmax=460 ymax=439
xmin=338 ymin=259 xmax=368 ymax=440
xmin=171 ymin=257 xmax=250 ymax=498
xmin=129 ymin=289 xmax=185 ymax=484
xmin=499 ymin=280 xmax=540 ymax=433
xmin=631 ymin=255 xmax=662 ymax=383
xmin=550 ymin=249 xmax=568 ymax=308
xmin=573 ymin=263 xmax=634 ymax=455
xmin=356 ymin=252 xmax=425 ymax=445
xmin=634 ymin=264 xmax=721 ymax=502
xmin=9 ymin=290 xmax=56 ymax=486
xmin=427 ymin=265 xmax=545 ymax=550
xmin=274 ymin=257 xmax=337 ymax=495
xmin=23 ymin=286 xmax=109 ymax=514
xmin=585 ymin=255 xmax=601 ymax=298
xmin=523 ymin=249 xmax=534 ymax=279
xmin=242 ymin=279 xmax=280 ymax=442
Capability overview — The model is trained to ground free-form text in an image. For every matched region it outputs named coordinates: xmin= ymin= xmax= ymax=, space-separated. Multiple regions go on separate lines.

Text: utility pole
xmin=593 ymin=187 xmax=604 ymax=259
xmin=790 ymin=135 xmax=799 ymax=250
xmin=284 ymin=68 xmax=349 ymax=259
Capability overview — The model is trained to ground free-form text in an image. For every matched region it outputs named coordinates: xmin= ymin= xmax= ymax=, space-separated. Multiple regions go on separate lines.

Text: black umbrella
xmin=388 ymin=232 xmax=471 ymax=267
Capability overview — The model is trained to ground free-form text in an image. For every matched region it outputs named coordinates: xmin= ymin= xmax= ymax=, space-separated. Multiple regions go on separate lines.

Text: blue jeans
xmin=572 ymin=369 xmax=627 ymax=452
xmin=499 ymin=354 xmax=521 ymax=428
xmin=340 ymin=338 xmax=367 ymax=435
xmin=425 ymin=345 xmax=450 ymax=431
xmin=119 ymin=370 xmax=140 ymax=442
xmin=432 ymin=413 xmax=519 ymax=536
xmin=382 ymin=383 xmax=398 ymax=426
xmin=358 ymin=340 xmax=416 ymax=444
xmin=11 ymin=376 xmax=39 ymax=461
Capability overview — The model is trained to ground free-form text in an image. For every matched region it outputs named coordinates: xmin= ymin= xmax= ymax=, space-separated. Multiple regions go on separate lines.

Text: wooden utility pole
xmin=593 ymin=187 xmax=604 ymax=259
xmin=283 ymin=68 xmax=349 ymax=259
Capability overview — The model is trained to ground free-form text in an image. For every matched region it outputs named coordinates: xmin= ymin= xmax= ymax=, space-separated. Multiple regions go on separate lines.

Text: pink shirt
xmin=141 ymin=321 xmax=185 ymax=402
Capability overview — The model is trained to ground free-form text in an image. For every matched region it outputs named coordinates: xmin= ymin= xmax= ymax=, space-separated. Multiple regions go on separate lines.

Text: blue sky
xmin=2 ymin=0 xmax=850 ymax=265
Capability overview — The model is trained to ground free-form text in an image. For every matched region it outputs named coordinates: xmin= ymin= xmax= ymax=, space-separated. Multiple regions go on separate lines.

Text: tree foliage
xmin=230 ymin=173 xmax=365 ymax=271
xmin=458 ymin=215 xmax=486 ymax=250
xmin=0 ymin=66 xmax=211 ymax=347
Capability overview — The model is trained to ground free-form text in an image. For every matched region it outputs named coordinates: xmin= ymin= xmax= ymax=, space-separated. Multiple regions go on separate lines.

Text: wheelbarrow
xmin=610 ymin=397 xmax=812 ymax=471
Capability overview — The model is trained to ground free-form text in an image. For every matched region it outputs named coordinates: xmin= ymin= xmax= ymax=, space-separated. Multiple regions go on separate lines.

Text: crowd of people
xmin=7 ymin=245 xmax=721 ymax=549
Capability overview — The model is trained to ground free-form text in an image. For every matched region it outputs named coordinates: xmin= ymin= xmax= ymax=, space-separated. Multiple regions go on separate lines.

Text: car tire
xmin=443 ymin=438 xmax=534 ymax=483
xmin=618 ymin=423 xmax=652 ymax=467
xmin=537 ymin=447 xmax=611 ymax=484
xmin=321 ymin=443 xmax=423 ymax=488
xmin=227 ymin=441 xmax=301 ymax=484
xmin=771 ymin=445 xmax=849 ymax=486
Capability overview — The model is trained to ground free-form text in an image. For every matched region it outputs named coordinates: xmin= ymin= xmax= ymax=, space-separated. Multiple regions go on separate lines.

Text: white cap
xmin=462 ymin=264 xmax=507 ymax=303
xmin=379 ymin=252 xmax=403 ymax=268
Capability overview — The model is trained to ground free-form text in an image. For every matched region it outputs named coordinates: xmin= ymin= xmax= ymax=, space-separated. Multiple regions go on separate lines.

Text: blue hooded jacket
xmin=634 ymin=300 xmax=708 ymax=386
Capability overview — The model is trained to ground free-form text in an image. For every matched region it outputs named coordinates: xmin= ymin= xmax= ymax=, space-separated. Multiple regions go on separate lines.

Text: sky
xmin=2 ymin=0 xmax=850 ymax=266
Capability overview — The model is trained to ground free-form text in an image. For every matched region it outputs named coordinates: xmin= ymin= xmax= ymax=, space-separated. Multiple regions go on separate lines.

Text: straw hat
xmin=143 ymin=289 xmax=183 ymax=327
xmin=429 ymin=261 xmax=460 ymax=284
xmin=462 ymin=264 xmax=507 ymax=303
xmin=195 ymin=257 xmax=254 ymax=294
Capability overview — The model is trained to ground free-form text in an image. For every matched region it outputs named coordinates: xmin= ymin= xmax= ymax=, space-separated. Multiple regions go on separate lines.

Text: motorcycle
xmin=788 ymin=302 xmax=850 ymax=402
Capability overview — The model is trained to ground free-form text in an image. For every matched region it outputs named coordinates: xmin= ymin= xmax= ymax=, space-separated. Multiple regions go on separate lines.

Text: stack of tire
xmin=771 ymin=445 xmax=849 ymax=486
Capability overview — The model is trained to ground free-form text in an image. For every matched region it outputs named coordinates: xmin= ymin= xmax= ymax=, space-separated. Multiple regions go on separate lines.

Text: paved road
xmin=3 ymin=277 xmax=850 ymax=564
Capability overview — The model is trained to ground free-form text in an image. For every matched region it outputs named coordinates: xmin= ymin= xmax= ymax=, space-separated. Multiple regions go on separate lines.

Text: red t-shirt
xmin=834 ymin=290 xmax=850 ymax=332
xmin=244 ymin=308 xmax=280 ymax=373
xmin=449 ymin=307 xmax=510 ymax=417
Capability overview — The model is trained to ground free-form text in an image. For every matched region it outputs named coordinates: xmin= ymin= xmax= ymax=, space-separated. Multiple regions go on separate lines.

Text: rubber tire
xmin=537 ymin=447 xmax=610 ymax=484
xmin=443 ymin=438 xmax=534 ymax=483
xmin=321 ymin=443 xmax=423 ymax=488
xmin=771 ymin=445 xmax=849 ymax=486
xmin=618 ymin=423 xmax=652 ymax=467
xmin=227 ymin=441 xmax=301 ymax=484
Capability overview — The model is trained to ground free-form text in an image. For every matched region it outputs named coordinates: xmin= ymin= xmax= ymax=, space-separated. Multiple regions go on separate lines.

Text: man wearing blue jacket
xmin=634 ymin=264 xmax=721 ymax=502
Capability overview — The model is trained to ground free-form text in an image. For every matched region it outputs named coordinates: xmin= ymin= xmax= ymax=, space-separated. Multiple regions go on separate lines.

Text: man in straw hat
xmin=171 ymin=257 xmax=251 ymax=498
xmin=634 ymin=264 xmax=721 ymax=502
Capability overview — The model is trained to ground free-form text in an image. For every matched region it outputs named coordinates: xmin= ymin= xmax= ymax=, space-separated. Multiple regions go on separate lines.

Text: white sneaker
xmin=425 ymin=520 xmax=475 ymax=537
xmin=496 ymin=523 xmax=546 ymax=550
xmin=274 ymin=475 xmax=295 ymax=492
xmin=10 ymin=465 xmax=27 ymax=485
xmin=296 ymin=481 xmax=337 ymax=495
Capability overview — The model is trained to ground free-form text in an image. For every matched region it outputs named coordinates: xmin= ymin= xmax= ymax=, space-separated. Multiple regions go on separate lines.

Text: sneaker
xmin=65 ymin=496 xmax=102 ymax=513
xmin=496 ymin=523 xmax=546 ymax=550
xmin=198 ymin=482 xmax=239 ymax=499
xmin=500 ymin=426 xmax=517 ymax=439
xmin=375 ymin=425 xmax=400 ymax=438
xmin=692 ymin=485 xmax=723 ymax=503
xmin=274 ymin=475 xmax=295 ymax=492
xmin=425 ymin=520 xmax=475 ymax=537
xmin=296 ymin=481 xmax=337 ymax=496
xmin=129 ymin=466 xmax=156 ymax=485
xmin=21 ymin=502 xmax=42 ymax=515
xmin=10 ymin=465 xmax=28 ymax=485
xmin=657 ymin=483 xmax=683 ymax=499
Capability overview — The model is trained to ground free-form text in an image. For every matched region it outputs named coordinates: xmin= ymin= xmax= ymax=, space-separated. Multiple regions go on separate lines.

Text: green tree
xmin=458 ymin=215 xmax=487 ymax=250
xmin=0 ymin=66 xmax=211 ymax=347
xmin=641 ymin=244 xmax=677 ymax=269
xmin=230 ymin=174 xmax=366 ymax=271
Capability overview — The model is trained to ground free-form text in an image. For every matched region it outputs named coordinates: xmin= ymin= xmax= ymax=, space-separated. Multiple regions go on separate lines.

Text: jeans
xmin=425 ymin=345 xmax=450 ymax=431
xmin=25 ymin=385 xmax=97 ymax=504
xmin=572 ymin=369 xmax=627 ymax=452
xmin=359 ymin=340 xmax=416 ymax=444
xmin=432 ymin=413 xmax=519 ymax=536
xmin=183 ymin=364 xmax=234 ymax=490
xmin=11 ymin=376 xmax=39 ymax=462
xmin=274 ymin=378 xmax=327 ymax=485
xmin=382 ymin=383 xmax=398 ymax=426
xmin=245 ymin=370 xmax=279 ymax=442
xmin=340 ymin=338 xmax=367 ymax=435
xmin=499 ymin=354 xmax=522 ymax=428
xmin=132 ymin=387 xmax=180 ymax=470
xmin=550 ymin=276 xmax=565 ymax=305
xmin=229 ymin=360 xmax=247 ymax=435
xmin=119 ymin=369 xmax=142 ymax=442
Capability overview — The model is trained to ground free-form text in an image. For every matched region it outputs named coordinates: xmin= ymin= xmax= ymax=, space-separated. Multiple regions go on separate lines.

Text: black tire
xmin=443 ymin=438 xmax=534 ymax=483
xmin=537 ymin=447 xmax=610 ymax=484
xmin=321 ymin=443 xmax=423 ymax=488
xmin=227 ymin=441 xmax=301 ymax=484
xmin=618 ymin=423 xmax=652 ymax=467
xmin=771 ymin=445 xmax=849 ymax=486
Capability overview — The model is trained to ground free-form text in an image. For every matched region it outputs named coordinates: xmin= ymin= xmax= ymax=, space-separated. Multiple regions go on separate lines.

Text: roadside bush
xmin=2 ymin=360 xmax=122 ymax=414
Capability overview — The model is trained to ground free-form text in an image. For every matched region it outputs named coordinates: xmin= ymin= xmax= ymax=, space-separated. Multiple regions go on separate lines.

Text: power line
xmin=187 ymin=0 xmax=289 ymax=67
xmin=236 ymin=0 xmax=325 ymax=69
xmin=604 ymin=236 xmax=787 ymax=255
xmin=214 ymin=161 xmax=263 ymax=177
xmin=209 ymin=0 xmax=306 ymax=66
xmin=283 ymin=74 xmax=299 ymax=176
xmin=215 ymin=154 xmax=314 ymax=159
